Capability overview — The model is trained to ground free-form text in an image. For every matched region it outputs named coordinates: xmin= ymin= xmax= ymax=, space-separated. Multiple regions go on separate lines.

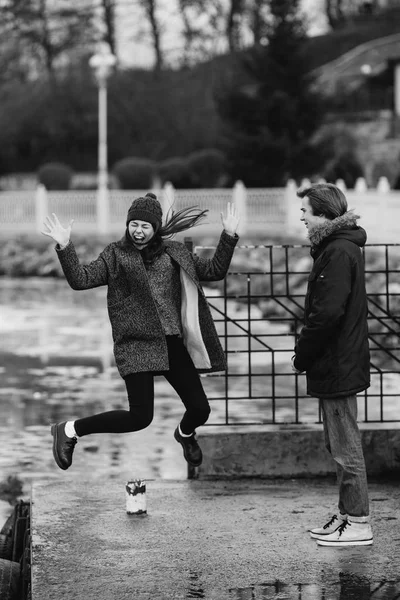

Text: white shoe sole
xmin=317 ymin=538 xmax=373 ymax=547
xmin=309 ymin=531 xmax=338 ymax=539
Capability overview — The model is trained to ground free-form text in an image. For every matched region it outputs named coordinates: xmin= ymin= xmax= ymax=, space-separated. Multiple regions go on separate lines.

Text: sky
xmin=114 ymin=0 xmax=329 ymax=69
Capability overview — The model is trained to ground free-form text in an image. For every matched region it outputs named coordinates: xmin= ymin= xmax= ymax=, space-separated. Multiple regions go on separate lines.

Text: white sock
xmin=178 ymin=424 xmax=193 ymax=438
xmin=348 ymin=515 xmax=370 ymax=524
xmin=64 ymin=421 xmax=78 ymax=438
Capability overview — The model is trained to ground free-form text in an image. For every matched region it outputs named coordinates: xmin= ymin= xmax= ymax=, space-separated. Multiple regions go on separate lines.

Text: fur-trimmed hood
xmin=308 ymin=210 xmax=366 ymax=249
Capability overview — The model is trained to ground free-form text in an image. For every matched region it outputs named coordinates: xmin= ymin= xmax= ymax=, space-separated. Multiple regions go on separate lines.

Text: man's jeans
xmin=321 ymin=395 xmax=369 ymax=518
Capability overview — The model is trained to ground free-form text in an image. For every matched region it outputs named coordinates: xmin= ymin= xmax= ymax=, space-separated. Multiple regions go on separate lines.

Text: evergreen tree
xmin=216 ymin=0 xmax=325 ymax=186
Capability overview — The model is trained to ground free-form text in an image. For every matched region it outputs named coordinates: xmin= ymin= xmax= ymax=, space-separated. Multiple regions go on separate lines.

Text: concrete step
xmin=196 ymin=423 xmax=400 ymax=479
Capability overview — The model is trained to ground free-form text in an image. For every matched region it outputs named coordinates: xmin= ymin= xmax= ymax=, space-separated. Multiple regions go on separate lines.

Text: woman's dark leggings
xmin=74 ymin=336 xmax=211 ymax=437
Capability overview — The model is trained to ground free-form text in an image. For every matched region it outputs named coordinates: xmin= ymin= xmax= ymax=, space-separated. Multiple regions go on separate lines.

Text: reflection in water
xmin=339 ymin=572 xmax=370 ymax=599
xmin=0 ymin=278 xmax=188 ymax=491
xmin=186 ymin=571 xmax=205 ymax=599
xmin=229 ymin=577 xmax=400 ymax=599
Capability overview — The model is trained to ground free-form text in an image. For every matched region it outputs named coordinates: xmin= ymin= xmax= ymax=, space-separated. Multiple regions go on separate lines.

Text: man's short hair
xmin=296 ymin=183 xmax=348 ymax=220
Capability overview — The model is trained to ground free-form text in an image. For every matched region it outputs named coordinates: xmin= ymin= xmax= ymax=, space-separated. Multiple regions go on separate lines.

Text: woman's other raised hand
xmin=220 ymin=202 xmax=239 ymax=237
xmin=41 ymin=213 xmax=74 ymax=247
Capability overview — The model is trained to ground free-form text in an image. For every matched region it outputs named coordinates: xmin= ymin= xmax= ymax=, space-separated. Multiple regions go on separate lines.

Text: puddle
xmin=186 ymin=571 xmax=205 ymax=598
xmin=229 ymin=577 xmax=400 ymax=599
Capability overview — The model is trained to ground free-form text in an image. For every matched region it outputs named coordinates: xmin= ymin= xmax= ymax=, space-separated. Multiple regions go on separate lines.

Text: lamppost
xmin=89 ymin=43 xmax=116 ymax=234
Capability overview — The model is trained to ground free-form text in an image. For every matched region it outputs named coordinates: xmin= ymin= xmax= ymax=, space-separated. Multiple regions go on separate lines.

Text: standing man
xmin=292 ymin=183 xmax=372 ymax=547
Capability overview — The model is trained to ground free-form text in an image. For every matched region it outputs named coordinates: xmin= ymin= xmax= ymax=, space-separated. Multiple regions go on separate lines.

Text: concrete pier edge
xmin=196 ymin=423 xmax=400 ymax=479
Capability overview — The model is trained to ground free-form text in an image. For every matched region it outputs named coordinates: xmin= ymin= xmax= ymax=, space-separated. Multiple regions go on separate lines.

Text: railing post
xmin=284 ymin=179 xmax=301 ymax=236
xmin=355 ymin=177 xmax=367 ymax=192
xmin=232 ymin=180 xmax=247 ymax=235
xmin=35 ymin=184 xmax=48 ymax=233
xmin=377 ymin=176 xmax=390 ymax=193
xmin=377 ymin=184 xmax=390 ymax=240
xmin=335 ymin=178 xmax=347 ymax=192
xmin=394 ymin=61 xmax=400 ymax=118
xmin=300 ymin=178 xmax=311 ymax=189
xmin=162 ymin=181 xmax=175 ymax=220
xmin=97 ymin=185 xmax=109 ymax=234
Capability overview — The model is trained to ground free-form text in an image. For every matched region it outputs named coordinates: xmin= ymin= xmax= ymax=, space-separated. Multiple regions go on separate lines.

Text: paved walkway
xmin=31 ymin=478 xmax=400 ymax=600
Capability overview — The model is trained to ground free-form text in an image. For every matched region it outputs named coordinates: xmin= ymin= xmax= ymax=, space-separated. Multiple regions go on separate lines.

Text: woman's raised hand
xmin=220 ymin=202 xmax=239 ymax=236
xmin=41 ymin=213 xmax=74 ymax=247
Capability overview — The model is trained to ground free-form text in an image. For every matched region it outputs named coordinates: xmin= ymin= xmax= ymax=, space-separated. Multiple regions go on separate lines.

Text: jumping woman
xmin=41 ymin=193 xmax=239 ymax=470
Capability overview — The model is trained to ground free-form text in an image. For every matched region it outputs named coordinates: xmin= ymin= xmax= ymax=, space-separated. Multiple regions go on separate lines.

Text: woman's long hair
xmin=124 ymin=205 xmax=209 ymax=267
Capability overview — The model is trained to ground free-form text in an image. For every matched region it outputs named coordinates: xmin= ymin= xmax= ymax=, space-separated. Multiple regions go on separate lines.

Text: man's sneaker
xmin=51 ymin=422 xmax=77 ymax=470
xmin=309 ymin=513 xmax=347 ymax=539
xmin=317 ymin=520 xmax=373 ymax=547
xmin=174 ymin=427 xmax=202 ymax=467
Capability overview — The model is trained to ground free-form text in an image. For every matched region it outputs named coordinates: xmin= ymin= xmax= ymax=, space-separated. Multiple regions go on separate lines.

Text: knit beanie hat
xmin=126 ymin=192 xmax=163 ymax=231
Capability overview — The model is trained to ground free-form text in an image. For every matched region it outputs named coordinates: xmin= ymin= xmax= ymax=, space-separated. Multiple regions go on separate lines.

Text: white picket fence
xmin=0 ymin=178 xmax=399 ymax=242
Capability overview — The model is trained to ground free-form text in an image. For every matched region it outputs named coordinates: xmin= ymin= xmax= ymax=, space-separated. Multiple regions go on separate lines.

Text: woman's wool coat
xmin=293 ymin=213 xmax=370 ymax=399
xmin=56 ymin=230 xmax=238 ymax=378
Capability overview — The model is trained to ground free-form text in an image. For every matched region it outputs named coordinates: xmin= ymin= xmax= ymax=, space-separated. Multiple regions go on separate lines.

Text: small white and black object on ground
xmin=125 ymin=479 xmax=147 ymax=515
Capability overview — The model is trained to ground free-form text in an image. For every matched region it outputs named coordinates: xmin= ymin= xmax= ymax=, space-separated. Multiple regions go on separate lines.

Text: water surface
xmin=0 ymin=277 xmax=189 ymax=505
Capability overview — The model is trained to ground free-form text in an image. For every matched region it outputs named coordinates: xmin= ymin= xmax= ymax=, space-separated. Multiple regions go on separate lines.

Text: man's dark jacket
xmin=294 ymin=212 xmax=370 ymax=399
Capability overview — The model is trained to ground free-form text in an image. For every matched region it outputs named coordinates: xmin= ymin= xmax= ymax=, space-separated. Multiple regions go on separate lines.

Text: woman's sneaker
xmin=317 ymin=520 xmax=373 ymax=546
xmin=309 ymin=513 xmax=347 ymax=539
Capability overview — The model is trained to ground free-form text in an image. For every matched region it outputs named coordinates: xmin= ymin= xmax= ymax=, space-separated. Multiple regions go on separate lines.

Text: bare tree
xmin=100 ymin=0 xmax=117 ymax=57
xmin=138 ymin=0 xmax=164 ymax=71
xmin=326 ymin=0 xmax=346 ymax=29
xmin=226 ymin=0 xmax=245 ymax=51
xmin=248 ymin=0 xmax=269 ymax=44
xmin=0 ymin=0 xmax=96 ymax=76
xmin=176 ymin=0 xmax=271 ymax=60
xmin=176 ymin=0 xmax=224 ymax=65
xmin=177 ymin=0 xmax=198 ymax=65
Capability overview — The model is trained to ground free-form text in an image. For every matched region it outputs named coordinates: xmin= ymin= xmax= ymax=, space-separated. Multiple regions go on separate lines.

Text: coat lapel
xmin=165 ymin=244 xmax=197 ymax=283
xmin=165 ymin=243 xmax=211 ymax=369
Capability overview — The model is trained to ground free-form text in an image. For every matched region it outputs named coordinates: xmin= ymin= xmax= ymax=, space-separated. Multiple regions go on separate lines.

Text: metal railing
xmin=194 ymin=242 xmax=400 ymax=426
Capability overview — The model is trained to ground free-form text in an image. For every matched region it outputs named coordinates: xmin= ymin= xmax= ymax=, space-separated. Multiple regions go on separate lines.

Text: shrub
xmin=112 ymin=157 xmax=157 ymax=189
xmin=37 ymin=162 xmax=74 ymax=190
xmin=70 ymin=172 xmax=120 ymax=190
xmin=371 ymin=159 xmax=398 ymax=188
xmin=323 ymin=152 xmax=364 ymax=189
xmin=187 ymin=149 xmax=228 ymax=188
xmin=158 ymin=157 xmax=193 ymax=188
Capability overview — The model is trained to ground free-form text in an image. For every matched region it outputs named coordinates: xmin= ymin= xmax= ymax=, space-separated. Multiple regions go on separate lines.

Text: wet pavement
xmin=31 ymin=478 xmax=400 ymax=600
xmin=1 ymin=278 xmax=400 ymax=598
